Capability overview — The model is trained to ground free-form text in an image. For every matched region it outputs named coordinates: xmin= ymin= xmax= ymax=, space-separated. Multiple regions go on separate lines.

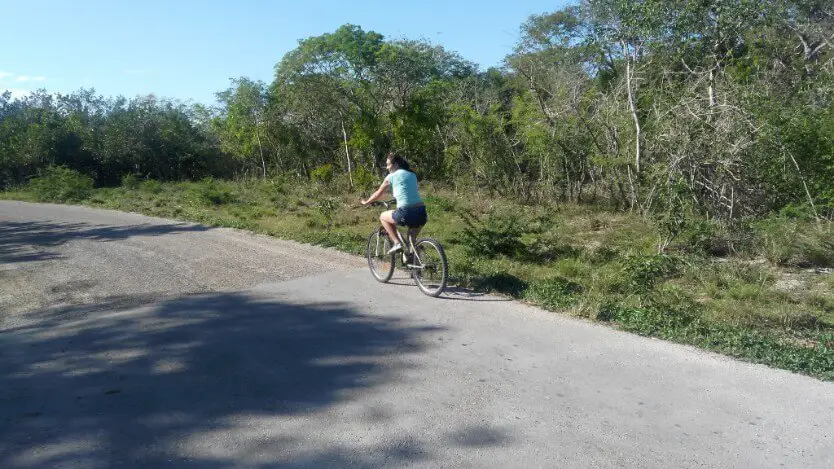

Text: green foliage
xmin=525 ymin=235 xmax=582 ymax=263
xmin=752 ymin=217 xmax=834 ymax=268
xmin=458 ymin=209 xmax=526 ymax=258
xmin=121 ymin=173 xmax=141 ymax=190
xmin=198 ymin=183 xmax=236 ymax=206
xmin=213 ymin=78 xmax=269 ymax=177
xmin=423 ymin=194 xmax=457 ymax=213
xmin=3 ymin=7 xmax=832 ymax=219
xmin=597 ymin=300 xmax=834 ymax=381
xmin=140 ymin=179 xmax=163 ymax=194
xmin=621 ymin=253 xmax=680 ymax=293
xmin=525 ymin=276 xmax=585 ymax=309
xmin=315 ymin=197 xmax=340 ymax=229
xmin=27 ymin=166 xmax=94 ymax=202
xmin=2 ymin=5 xmax=834 ymax=381
xmin=310 ymin=164 xmax=335 ymax=188
xmin=352 ymin=165 xmax=377 ymax=194
xmin=0 ymin=90 xmax=225 ymax=188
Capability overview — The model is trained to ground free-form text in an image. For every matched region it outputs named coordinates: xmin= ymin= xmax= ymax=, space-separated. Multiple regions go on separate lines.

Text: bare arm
xmin=361 ymin=178 xmax=391 ymax=206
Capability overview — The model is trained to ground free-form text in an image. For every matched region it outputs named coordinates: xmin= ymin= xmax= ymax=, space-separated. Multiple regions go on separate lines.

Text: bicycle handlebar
xmin=369 ymin=199 xmax=397 ymax=209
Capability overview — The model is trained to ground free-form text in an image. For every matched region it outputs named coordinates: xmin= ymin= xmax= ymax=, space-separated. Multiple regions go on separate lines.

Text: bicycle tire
xmin=412 ymin=238 xmax=448 ymax=297
xmin=366 ymin=229 xmax=395 ymax=283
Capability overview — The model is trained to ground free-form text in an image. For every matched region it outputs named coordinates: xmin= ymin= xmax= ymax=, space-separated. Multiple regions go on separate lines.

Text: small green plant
xmin=650 ymin=178 xmax=703 ymax=253
xmin=596 ymin=299 xmax=834 ymax=381
xmin=140 ymin=179 xmax=163 ymax=194
xmin=27 ymin=166 xmax=94 ymax=202
xmin=315 ymin=197 xmax=339 ymax=229
xmin=121 ymin=173 xmax=141 ymax=189
xmin=622 ymin=253 xmax=679 ymax=293
xmin=583 ymin=246 xmax=619 ymax=265
xmin=459 ymin=209 xmax=525 ymax=258
xmin=525 ymin=276 xmax=585 ymax=309
xmin=310 ymin=163 xmax=335 ymax=188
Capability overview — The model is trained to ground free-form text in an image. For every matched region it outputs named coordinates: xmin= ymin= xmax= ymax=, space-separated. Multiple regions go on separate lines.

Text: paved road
xmin=1 ymin=200 xmax=832 ymax=468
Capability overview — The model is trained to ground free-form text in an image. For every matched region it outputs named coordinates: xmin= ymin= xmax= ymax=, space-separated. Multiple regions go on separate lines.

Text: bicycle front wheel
xmin=366 ymin=229 xmax=395 ymax=283
xmin=412 ymin=238 xmax=448 ymax=297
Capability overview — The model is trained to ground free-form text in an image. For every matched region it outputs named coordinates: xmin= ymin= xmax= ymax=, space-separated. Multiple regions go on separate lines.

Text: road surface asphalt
xmin=1 ymin=200 xmax=832 ymax=468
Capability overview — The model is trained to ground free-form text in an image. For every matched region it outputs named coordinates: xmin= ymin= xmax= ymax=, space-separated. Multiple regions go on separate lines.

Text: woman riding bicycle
xmin=360 ymin=152 xmax=427 ymax=254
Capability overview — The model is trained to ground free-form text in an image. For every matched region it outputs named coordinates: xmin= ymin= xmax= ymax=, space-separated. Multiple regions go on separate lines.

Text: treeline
xmin=2 ymin=0 xmax=833 ymax=219
xmin=0 ymin=90 xmax=228 ymax=186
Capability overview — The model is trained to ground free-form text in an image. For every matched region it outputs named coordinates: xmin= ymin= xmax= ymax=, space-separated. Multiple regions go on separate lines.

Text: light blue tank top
xmin=385 ymin=169 xmax=422 ymax=207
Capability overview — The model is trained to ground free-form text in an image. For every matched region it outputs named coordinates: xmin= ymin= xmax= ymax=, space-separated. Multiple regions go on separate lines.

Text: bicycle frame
xmin=365 ymin=198 xmax=448 ymax=297
xmin=390 ymin=227 xmax=425 ymax=270
xmin=374 ymin=199 xmax=425 ymax=270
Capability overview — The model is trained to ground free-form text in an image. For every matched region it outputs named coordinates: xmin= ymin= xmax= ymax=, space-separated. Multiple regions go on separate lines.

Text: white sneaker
xmin=387 ymin=243 xmax=403 ymax=254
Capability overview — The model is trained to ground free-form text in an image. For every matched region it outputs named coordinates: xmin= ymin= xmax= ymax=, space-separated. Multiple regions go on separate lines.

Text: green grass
xmin=3 ymin=176 xmax=834 ymax=380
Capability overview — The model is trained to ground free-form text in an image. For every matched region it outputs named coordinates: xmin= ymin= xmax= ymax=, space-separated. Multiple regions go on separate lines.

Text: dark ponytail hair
xmin=388 ymin=152 xmax=411 ymax=172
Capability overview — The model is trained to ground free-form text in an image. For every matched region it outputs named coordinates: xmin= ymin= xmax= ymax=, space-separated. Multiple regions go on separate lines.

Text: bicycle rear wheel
xmin=412 ymin=238 xmax=448 ymax=297
xmin=366 ymin=229 xmax=395 ymax=283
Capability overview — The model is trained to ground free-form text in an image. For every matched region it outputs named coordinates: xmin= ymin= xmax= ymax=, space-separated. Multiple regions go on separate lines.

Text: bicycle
xmin=365 ymin=199 xmax=448 ymax=297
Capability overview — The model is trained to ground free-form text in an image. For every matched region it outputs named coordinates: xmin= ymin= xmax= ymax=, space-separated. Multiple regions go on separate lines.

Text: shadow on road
xmin=385 ymin=273 xmax=512 ymax=302
xmin=0 ymin=220 xmax=209 ymax=264
xmin=0 ymin=291 xmax=493 ymax=467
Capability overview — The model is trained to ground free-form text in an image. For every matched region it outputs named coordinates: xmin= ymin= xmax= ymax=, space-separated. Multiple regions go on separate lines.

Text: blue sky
xmin=1 ymin=0 xmax=568 ymax=105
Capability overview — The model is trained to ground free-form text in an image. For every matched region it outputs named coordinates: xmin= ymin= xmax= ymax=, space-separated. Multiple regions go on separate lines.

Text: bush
xmin=621 ymin=253 xmax=680 ymax=293
xmin=752 ymin=217 xmax=834 ymax=267
xmin=140 ymin=179 xmax=163 ymax=194
xmin=315 ymin=197 xmax=339 ymax=229
xmin=121 ymin=173 xmax=141 ymax=189
xmin=195 ymin=179 xmax=236 ymax=205
xmin=310 ymin=164 xmax=335 ymax=188
xmin=353 ymin=165 xmax=378 ymax=195
xmin=459 ymin=209 xmax=525 ymax=258
xmin=28 ymin=166 xmax=94 ymax=202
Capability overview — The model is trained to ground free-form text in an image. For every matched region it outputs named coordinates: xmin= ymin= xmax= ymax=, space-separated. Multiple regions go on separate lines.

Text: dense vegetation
xmin=4 ymin=1 xmax=833 ymax=219
xmin=2 ymin=1 xmax=833 ymax=378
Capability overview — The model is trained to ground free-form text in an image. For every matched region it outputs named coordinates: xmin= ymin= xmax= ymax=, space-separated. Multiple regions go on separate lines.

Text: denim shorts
xmin=392 ymin=204 xmax=428 ymax=227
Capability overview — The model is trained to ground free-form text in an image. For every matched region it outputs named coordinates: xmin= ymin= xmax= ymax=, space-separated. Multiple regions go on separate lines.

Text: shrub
xmin=621 ymin=253 xmax=680 ymax=293
xmin=120 ymin=173 xmax=141 ymax=189
xmin=28 ymin=166 xmax=94 ymax=202
xmin=140 ymin=179 xmax=163 ymax=194
xmin=459 ymin=209 xmax=525 ymax=258
xmin=310 ymin=164 xmax=335 ymax=188
xmin=752 ymin=217 xmax=834 ymax=267
xmin=315 ymin=197 xmax=340 ymax=229
xmin=195 ymin=179 xmax=235 ymax=205
xmin=353 ymin=165 xmax=378 ymax=194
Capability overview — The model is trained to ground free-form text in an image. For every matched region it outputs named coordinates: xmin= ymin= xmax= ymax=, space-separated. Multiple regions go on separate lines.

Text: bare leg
xmin=380 ymin=211 xmax=400 ymax=244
